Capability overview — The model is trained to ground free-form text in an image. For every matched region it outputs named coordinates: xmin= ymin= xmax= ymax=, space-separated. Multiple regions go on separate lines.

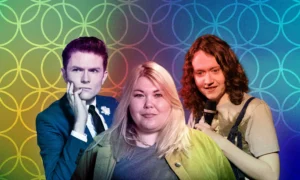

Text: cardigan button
xmin=175 ymin=162 xmax=181 ymax=167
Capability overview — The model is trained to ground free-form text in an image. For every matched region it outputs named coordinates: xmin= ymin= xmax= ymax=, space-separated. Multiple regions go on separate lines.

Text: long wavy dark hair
xmin=180 ymin=34 xmax=249 ymax=120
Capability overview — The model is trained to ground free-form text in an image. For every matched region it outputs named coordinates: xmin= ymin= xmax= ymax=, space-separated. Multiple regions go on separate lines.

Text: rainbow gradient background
xmin=0 ymin=0 xmax=299 ymax=179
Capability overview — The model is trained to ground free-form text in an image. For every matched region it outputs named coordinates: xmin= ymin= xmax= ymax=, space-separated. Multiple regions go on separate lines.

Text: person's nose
xmin=81 ymin=70 xmax=90 ymax=83
xmin=204 ymin=73 xmax=213 ymax=85
xmin=144 ymin=96 xmax=154 ymax=109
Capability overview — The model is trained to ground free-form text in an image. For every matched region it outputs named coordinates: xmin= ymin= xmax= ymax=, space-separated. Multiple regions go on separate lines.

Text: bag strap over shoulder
xmin=227 ymin=96 xmax=255 ymax=180
xmin=227 ymin=96 xmax=255 ymax=145
xmin=233 ymin=96 xmax=255 ymax=128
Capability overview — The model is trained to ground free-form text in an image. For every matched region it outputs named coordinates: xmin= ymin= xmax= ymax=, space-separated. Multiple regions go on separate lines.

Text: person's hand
xmin=194 ymin=116 xmax=224 ymax=144
xmin=194 ymin=116 xmax=218 ymax=136
xmin=194 ymin=116 xmax=216 ymax=131
xmin=67 ymin=82 xmax=88 ymax=134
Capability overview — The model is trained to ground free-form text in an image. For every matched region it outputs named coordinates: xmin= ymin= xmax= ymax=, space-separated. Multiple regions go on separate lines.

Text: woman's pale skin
xmin=129 ymin=77 xmax=171 ymax=147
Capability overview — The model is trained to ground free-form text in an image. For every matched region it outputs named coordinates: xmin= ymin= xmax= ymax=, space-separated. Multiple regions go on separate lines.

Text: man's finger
xmin=67 ymin=82 xmax=76 ymax=104
xmin=198 ymin=120 xmax=211 ymax=128
xmin=73 ymin=88 xmax=83 ymax=104
xmin=69 ymin=82 xmax=74 ymax=95
xmin=199 ymin=116 xmax=205 ymax=123
xmin=66 ymin=83 xmax=72 ymax=101
xmin=82 ymin=100 xmax=86 ymax=106
xmin=194 ymin=123 xmax=204 ymax=131
xmin=67 ymin=81 xmax=70 ymax=92
xmin=211 ymin=120 xmax=218 ymax=130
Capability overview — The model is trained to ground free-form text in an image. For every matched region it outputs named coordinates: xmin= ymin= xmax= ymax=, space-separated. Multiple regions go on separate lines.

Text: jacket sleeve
xmin=36 ymin=112 xmax=88 ymax=180
xmin=214 ymin=144 xmax=236 ymax=180
xmin=201 ymin=133 xmax=235 ymax=180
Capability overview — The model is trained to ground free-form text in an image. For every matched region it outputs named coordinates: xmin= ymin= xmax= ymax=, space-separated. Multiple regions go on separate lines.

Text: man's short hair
xmin=62 ymin=36 xmax=108 ymax=70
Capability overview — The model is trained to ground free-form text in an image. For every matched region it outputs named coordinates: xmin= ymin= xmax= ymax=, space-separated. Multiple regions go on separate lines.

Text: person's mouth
xmin=142 ymin=113 xmax=156 ymax=118
xmin=205 ymin=86 xmax=217 ymax=92
xmin=79 ymin=87 xmax=91 ymax=91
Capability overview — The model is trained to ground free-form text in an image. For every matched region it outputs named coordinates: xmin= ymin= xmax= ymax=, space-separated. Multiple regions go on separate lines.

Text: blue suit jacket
xmin=36 ymin=94 xmax=118 ymax=180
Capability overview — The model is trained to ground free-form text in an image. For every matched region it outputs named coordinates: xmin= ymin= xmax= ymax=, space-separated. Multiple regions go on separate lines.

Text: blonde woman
xmin=72 ymin=61 xmax=234 ymax=180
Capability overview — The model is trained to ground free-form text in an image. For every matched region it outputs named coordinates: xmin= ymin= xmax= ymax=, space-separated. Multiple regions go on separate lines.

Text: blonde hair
xmin=110 ymin=61 xmax=190 ymax=158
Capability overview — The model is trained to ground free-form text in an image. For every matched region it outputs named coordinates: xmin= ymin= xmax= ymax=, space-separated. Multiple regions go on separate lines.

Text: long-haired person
xmin=181 ymin=34 xmax=279 ymax=179
xmin=72 ymin=61 xmax=234 ymax=180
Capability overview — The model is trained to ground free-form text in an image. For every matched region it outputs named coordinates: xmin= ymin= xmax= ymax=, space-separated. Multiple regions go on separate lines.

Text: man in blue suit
xmin=36 ymin=37 xmax=118 ymax=180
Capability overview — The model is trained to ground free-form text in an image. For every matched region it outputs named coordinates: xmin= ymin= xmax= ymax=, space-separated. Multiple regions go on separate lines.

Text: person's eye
xmin=154 ymin=93 xmax=163 ymax=98
xmin=72 ymin=68 xmax=81 ymax=72
xmin=133 ymin=94 xmax=144 ymax=98
xmin=195 ymin=71 xmax=204 ymax=76
xmin=212 ymin=68 xmax=220 ymax=73
xmin=90 ymin=69 xmax=99 ymax=73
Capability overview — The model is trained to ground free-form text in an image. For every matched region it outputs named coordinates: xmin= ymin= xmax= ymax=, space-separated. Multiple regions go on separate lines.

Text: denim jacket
xmin=72 ymin=129 xmax=234 ymax=180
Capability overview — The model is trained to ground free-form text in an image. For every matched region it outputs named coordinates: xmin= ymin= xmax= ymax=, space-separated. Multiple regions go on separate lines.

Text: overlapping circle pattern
xmin=0 ymin=0 xmax=299 ymax=179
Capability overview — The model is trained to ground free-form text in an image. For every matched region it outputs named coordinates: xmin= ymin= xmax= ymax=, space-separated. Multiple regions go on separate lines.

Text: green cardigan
xmin=72 ymin=128 xmax=234 ymax=180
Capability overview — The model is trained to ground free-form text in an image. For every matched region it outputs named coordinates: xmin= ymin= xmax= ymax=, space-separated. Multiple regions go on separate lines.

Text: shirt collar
xmin=87 ymin=98 xmax=97 ymax=109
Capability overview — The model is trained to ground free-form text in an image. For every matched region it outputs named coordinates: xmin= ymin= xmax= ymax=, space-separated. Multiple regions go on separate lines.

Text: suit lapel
xmin=95 ymin=96 xmax=112 ymax=127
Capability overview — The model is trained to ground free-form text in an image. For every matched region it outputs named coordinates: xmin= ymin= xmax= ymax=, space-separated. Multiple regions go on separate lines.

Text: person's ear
xmin=101 ymin=71 xmax=108 ymax=85
xmin=61 ymin=68 xmax=68 ymax=83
